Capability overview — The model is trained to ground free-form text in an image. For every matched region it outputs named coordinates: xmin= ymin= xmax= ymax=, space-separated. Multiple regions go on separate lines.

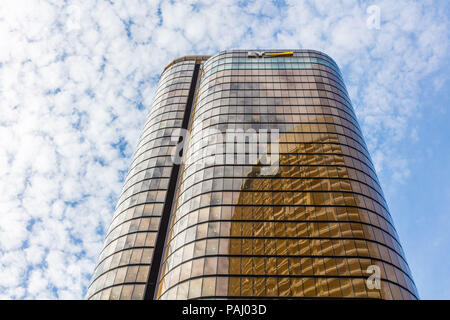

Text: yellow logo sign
xmin=248 ymin=51 xmax=293 ymax=58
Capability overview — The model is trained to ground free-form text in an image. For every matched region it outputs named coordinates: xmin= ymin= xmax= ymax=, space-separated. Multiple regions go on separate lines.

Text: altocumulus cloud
xmin=0 ymin=0 xmax=447 ymax=299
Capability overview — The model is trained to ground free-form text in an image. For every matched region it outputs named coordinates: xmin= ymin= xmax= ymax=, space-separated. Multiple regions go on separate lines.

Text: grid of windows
xmin=86 ymin=60 xmax=199 ymax=300
xmin=87 ymin=49 xmax=418 ymax=300
xmin=155 ymin=50 xmax=418 ymax=300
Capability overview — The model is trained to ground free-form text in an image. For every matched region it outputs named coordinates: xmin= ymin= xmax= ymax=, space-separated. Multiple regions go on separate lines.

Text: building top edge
xmin=162 ymin=50 xmax=340 ymax=75
xmin=209 ymin=49 xmax=339 ymax=67
xmin=162 ymin=55 xmax=212 ymax=74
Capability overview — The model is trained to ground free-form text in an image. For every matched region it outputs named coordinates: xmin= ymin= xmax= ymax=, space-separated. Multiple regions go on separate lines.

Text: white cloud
xmin=0 ymin=0 xmax=448 ymax=299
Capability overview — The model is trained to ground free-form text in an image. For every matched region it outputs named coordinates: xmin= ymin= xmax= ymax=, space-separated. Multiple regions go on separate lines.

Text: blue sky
xmin=0 ymin=0 xmax=448 ymax=299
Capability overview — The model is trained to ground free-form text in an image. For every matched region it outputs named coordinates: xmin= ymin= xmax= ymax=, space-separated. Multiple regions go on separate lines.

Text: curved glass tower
xmin=87 ymin=50 xmax=418 ymax=300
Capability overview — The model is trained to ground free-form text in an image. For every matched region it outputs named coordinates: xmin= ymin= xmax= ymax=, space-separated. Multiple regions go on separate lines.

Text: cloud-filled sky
xmin=0 ymin=0 xmax=448 ymax=299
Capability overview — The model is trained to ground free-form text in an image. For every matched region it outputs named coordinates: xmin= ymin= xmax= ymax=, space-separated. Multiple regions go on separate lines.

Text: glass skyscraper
xmin=86 ymin=50 xmax=418 ymax=300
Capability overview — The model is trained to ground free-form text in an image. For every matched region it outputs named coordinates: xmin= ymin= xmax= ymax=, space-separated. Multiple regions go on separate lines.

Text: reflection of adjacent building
xmin=225 ymin=129 xmax=416 ymax=298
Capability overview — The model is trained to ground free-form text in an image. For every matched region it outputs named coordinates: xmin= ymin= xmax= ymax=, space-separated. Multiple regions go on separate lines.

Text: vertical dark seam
xmin=144 ymin=62 xmax=201 ymax=300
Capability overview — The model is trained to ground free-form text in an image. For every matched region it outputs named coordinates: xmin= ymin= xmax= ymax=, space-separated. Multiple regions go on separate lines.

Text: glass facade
xmin=87 ymin=50 xmax=418 ymax=300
